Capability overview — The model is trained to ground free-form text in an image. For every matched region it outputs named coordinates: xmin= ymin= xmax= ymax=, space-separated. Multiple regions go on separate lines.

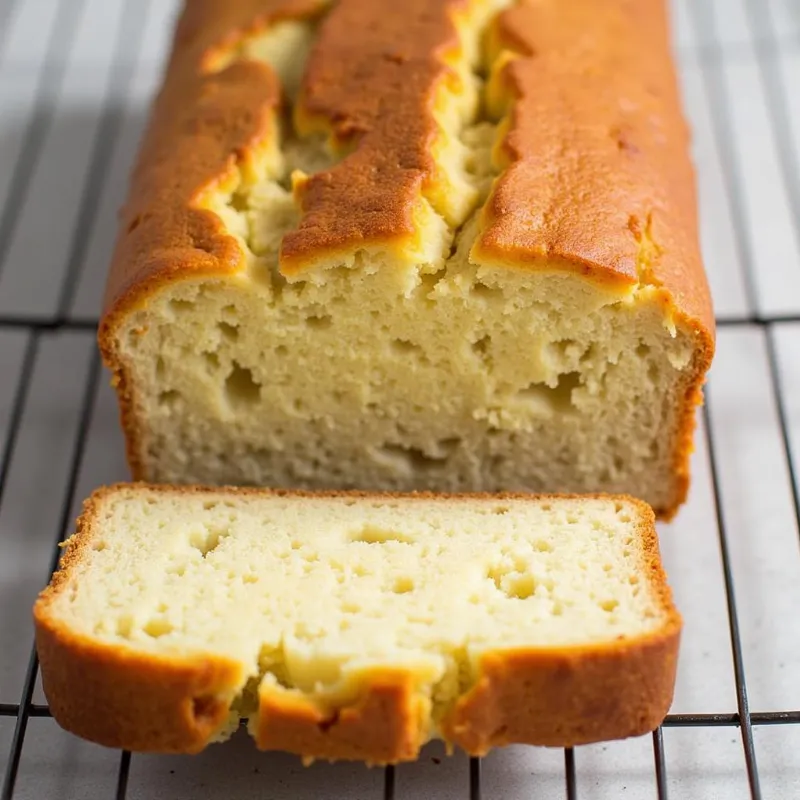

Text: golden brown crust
xmin=35 ymin=485 xmax=679 ymax=760
xmin=442 ymin=503 xmax=681 ymax=751
xmin=99 ymin=0 xmax=715 ymax=325
xmin=478 ymin=0 xmax=713 ymax=331
xmin=256 ymin=671 xmax=429 ymax=764
xmin=443 ymin=633 xmax=679 ymax=752
xmin=99 ymin=0 xmax=327 ymax=318
xmin=280 ymin=0 xmax=467 ymax=269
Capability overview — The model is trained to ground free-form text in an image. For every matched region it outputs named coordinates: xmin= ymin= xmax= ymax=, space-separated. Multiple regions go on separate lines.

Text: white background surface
xmin=1 ymin=0 xmax=800 ymax=797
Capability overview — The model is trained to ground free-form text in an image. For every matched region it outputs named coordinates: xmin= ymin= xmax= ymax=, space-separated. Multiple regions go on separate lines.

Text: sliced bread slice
xmin=34 ymin=485 xmax=680 ymax=764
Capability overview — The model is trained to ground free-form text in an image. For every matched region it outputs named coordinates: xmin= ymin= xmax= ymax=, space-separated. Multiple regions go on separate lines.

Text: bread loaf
xmin=98 ymin=0 xmax=715 ymax=517
xmin=34 ymin=485 xmax=680 ymax=762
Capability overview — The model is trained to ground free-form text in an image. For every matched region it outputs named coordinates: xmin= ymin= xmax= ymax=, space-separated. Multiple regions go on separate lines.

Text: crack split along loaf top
xmin=100 ymin=0 xmax=715 ymax=346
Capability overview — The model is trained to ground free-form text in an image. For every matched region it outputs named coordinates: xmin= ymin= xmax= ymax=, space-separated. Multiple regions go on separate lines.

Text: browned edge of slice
xmin=34 ymin=484 xmax=681 ymax=762
xmin=441 ymin=506 xmax=681 ymax=753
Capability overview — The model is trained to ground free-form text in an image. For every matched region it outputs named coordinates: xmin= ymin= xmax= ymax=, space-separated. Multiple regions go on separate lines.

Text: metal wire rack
xmin=1 ymin=0 xmax=799 ymax=797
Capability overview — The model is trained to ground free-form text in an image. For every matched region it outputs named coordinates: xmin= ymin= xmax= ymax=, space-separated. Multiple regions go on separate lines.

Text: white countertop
xmin=1 ymin=0 xmax=799 ymax=797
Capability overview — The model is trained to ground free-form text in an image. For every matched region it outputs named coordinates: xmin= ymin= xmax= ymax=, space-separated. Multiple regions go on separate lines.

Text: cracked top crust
xmin=100 ymin=0 xmax=714 ymax=343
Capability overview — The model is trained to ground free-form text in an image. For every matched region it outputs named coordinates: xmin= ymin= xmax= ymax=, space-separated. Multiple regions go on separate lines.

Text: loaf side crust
xmin=35 ymin=485 xmax=681 ymax=762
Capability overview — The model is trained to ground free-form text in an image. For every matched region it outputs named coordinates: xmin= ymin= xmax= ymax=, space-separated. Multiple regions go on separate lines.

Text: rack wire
xmin=1 ymin=0 xmax=799 ymax=797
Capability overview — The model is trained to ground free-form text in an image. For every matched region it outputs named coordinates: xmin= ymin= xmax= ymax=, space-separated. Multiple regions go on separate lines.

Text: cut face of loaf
xmin=99 ymin=0 xmax=715 ymax=517
xmin=35 ymin=486 xmax=681 ymax=763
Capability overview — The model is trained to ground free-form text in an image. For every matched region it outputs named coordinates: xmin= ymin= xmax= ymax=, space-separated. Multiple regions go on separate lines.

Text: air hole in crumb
xmin=126 ymin=327 xmax=145 ymax=349
xmin=143 ymin=618 xmax=174 ymax=638
xmin=350 ymin=525 xmax=414 ymax=545
xmin=392 ymin=576 xmax=415 ymax=594
xmin=203 ymin=501 xmax=218 ymax=510
xmin=224 ymin=363 xmax=261 ymax=407
xmin=158 ymin=390 xmax=181 ymax=409
xmin=471 ymin=335 xmax=491 ymax=360
xmin=155 ymin=357 xmax=166 ymax=379
xmin=203 ymin=351 xmax=220 ymax=370
xmin=353 ymin=564 xmax=370 ymax=577
xmin=490 ymin=454 xmax=506 ymax=470
xmin=552 ymin=338 xmax=579 ymax=357
xmin=390 ymin=338 xmax=424 ymax=357
xmin=305 ymin=314 xmax=332 ymax=330
xmin=471 ymin=282 xmax=503 ymax=300
xmin=516 ymin=372 xmax=581 ymax=415
xmin=508 ymin=574 xmax=536 ymax=599
xmin=243 ymin=574 xmax=258 ymax=584
xmin=115 ymin=616 xmax=134 ymax=638
xmin=275 ymin=344 xmax=288 ymax=357
xmin=218 ymin=321 xmax=239 ymax=342
xmin=493 ymin=506 xmax=509 ymax=515
xmin=91 ymin=540 xmax=107 ymax=552
xmin=169 ymin=299 xmax=194 ymax=314
xmin=373 ymin=439 xmax=458 ymax=474
xmin=580 ymin=344 xmax=597 ymax=364
xmin=636 ymin=343 xmax=651 ymax=358
xmin=189 ymin=526 xmax=230 ymax=557
xmin=601 ymin=599 xmax=620 ymax=613
xmin=228 ymin=191 xmax=249 ymax=212
xmin=487 ymin=566 xmax=535 ymax=600
xmin=534 ymin=540 xmax=553 ymax=552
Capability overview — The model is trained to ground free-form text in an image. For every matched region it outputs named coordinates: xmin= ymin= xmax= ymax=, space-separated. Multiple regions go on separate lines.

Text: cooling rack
xmin=1 ymin=0 xmax=799 ymax=797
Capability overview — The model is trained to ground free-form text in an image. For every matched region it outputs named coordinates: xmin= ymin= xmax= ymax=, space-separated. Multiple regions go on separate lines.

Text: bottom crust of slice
xmin=35 ymin=617 xmax=679 ymax=762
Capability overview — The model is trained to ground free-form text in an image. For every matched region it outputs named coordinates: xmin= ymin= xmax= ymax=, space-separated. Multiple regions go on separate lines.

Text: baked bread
xmin=98 ymin=0 xmax=715 ymax=518
xmin=35 ymin=485 xmax=680 ymax=763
